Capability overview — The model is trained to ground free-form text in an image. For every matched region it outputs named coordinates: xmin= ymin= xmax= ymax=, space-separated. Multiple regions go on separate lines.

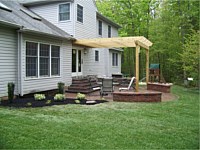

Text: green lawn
xmin=0 ymin=86 xmax=199 ymax=149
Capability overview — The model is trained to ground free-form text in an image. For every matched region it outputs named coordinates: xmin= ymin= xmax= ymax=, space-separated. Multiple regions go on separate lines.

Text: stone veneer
xmin=113 ymin=91 xmax=162 ymax=102
xmin=147 ymin=83 xmax=173 ymax=93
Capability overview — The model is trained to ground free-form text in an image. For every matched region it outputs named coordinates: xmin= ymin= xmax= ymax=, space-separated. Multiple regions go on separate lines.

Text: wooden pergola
xmin=74 ymin=36 xmax=153 ymax=92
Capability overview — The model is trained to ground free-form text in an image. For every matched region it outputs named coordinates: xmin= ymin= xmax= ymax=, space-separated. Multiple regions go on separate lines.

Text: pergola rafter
xmin=73 ymin=36 xmax=153 ymax=92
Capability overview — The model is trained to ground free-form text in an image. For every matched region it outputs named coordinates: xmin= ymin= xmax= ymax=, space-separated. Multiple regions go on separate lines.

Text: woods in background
xmin=96 ymin=0 xmax=199 ymax=86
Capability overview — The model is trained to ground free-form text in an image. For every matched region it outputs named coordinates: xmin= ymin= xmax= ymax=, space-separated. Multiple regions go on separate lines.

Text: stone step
xmin=70 ymin=83 xmax=91 ymax=87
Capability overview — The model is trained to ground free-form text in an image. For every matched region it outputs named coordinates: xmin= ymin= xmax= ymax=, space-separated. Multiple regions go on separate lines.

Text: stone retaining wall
xmin=113 ymin=92 xmax=162 ymax=102
xmin=147 ymin=83 xmax=172 ymax=93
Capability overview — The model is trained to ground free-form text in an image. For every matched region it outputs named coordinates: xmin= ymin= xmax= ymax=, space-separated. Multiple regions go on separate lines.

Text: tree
xmin=96 ymin=0 xmax=199 ymax=84
xmin=180 ymin=30 xmax=199 ymax=87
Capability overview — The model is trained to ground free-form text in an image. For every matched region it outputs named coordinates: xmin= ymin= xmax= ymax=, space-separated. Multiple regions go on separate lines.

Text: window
xmin=77 ymin=4 xmax=83 ymax=23
xmin=98 ymin=20 xmax=102 ymax=35
xmin=51 ymin=46 xmax=60 ymax=76
xmin=95 ymin=50 xmax=99 ymax=61
xmin=26 ymin=42 xmax=38 ymax=77
xmin=108 ymin=25 xmax=111 ymax=38
xmin=59 ymin=3 xmax=70 ymax=21
xmin=40 ymin=44 xmax=50 ymax=76
xmin=112 ymin=53 xmax=118 ymax=66
xmin=26 ymin=42 xmax=60 ymax=78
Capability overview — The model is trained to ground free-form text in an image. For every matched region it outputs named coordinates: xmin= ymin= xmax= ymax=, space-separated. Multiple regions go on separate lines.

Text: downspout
xmin=17 ymin=28 xmax=23 ymax=96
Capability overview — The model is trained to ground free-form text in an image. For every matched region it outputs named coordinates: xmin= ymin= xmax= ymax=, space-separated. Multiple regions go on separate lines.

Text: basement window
xmin=0 ymin=2 xmax=12 ymax=12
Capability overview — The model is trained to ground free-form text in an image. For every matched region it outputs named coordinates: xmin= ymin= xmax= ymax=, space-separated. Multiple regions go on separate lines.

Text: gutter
xmin=17 ymin=28 xmax=24 ymax=96
xmin=18 ymin=28 xmax=75 ymax=41
xmin=0 ymin=20 xmax=21 ymax=28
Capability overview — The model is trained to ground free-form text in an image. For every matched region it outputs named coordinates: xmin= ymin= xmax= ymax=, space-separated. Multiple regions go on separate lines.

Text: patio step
xmin=66 ymin=77 xmax=100 ymax=94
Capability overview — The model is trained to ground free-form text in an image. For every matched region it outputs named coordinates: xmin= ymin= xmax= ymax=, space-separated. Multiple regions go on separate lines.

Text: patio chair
xmin=100 ymin=78 xmax=114 ymax=96
xmin=119 ymin=77 xmax=136 ymax=91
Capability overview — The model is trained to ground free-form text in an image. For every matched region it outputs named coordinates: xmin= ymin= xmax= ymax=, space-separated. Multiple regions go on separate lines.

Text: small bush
xmin=76 ymin=93 xmax=86 ymax=100
xmin=75 ymin=100 xmax=80 ymax=104
xmin=45 ymin=100 xmax=52 ymax=104
xmin=54 ymin=94 xmax=65 ymax=101
xmin=34 ymin=94 xmax=46 ymax=101
xmin=26 ymin=102 xmax=32 ymax=106
xmin=58 ymin=82 xmax=65 ymax=94
xmin=8 ymin=82 xmax=15 ymax=103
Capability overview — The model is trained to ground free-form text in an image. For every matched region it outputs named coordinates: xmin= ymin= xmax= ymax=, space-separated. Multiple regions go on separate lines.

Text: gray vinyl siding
xmin=74 ymin=0 xmax=97 ymax=39
xmin=29 ymin=2 xmax=74 ymax=36
xmin=82 ymin=48 xmax=107 ymax=77
xmin=0 ymin=26 xmax=18 ymax=97
xmin=21 ymin=34 xmax=72 ymax=95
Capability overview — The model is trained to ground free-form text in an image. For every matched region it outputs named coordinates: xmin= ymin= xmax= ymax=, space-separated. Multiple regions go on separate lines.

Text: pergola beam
xmin=74 ymin=36 xmax=152 ymax=49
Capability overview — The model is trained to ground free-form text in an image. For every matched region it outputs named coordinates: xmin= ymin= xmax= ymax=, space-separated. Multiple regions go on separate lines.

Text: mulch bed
xmin=0 ymin=97 xmax=108 ymax=108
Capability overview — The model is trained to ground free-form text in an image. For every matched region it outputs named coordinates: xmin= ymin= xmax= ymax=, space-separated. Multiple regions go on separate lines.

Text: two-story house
xmin=0 ymin=0 xmax=121 ymax=97
xmin=23 ymin=0 xmax=122 ymax=77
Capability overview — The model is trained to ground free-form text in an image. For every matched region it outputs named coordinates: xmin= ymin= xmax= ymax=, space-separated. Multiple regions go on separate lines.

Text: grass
xmin=0 ymin=85 xmax=199 ymax=149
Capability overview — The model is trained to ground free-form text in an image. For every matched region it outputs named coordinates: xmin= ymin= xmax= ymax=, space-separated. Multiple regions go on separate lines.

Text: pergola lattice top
xmin=74 ymin=36 xmax=153 ymax=50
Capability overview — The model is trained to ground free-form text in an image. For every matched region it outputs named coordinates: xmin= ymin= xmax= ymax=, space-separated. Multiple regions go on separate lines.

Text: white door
xmin=72 ymin=49 xmax=83 ymax=77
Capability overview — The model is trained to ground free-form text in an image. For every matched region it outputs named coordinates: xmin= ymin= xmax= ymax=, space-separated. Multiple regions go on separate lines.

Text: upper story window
xmin=95 ymin=50 xmax=99 ymax=62
xmin=77 ymin=4 xmax=83 ymax=23
xmin=108 ymin=25 xmax=111 ymax=38
xmin=98 ymin=20 xmax=102 ymax=36
xmin=59 ymin=3 xmax=70 ymax=21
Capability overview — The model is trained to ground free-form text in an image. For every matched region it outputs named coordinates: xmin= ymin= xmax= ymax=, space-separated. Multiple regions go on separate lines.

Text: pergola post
xmin=135 ymin=44 xmax=140 ymax=92
xmin=146 ymin=49 xmax=149 ymax=84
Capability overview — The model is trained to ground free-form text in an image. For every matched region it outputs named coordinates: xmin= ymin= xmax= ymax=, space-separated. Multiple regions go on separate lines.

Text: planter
xmin=147 ymin=83 xmax=173 ymax=93
xmin=113 ymin=91 xmax=162 ymax=102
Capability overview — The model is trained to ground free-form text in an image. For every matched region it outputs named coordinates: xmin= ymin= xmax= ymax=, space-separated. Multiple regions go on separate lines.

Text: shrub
xmin=26 ymin=102 xmax=32 ymax=106
xmin=75 ymin=100 xmax=80 ymax=104
xmin=8 ymin=82 xmax=15 ymax=103
xmin=45 ymin=100 xmax=52 ymax=104
xmin=34 ymin=94 xmax=46 ymax=101
xmin=76 ymin=93 xmax=86 ymax=100
xmin=58 ymin=82 xmax=65 ymax=94
xmin=54 ymin=94 xmax=65 ymax=101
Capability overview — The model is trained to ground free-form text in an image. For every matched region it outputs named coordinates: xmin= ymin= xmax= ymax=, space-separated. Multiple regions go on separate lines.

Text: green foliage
xmin=76 ymin=93 xmax=86 ymax=100
xmin=57 ymin=82 xmax=65 ymax=94
xmin=26 ymin=102 xmax=32 ymax=106
xmin=74 ymin=100 xmax=80 ymax=104
xmin=45 ymin=100 xmax=52 ymax=104
xmin=7 ymin=82 xmax=15 ymax=103
xmin=54 ymin=94 xmax=65 ymax=101
xmin=34 ymin=94 xmax=46 ymax=101
xmin=180 ymin=30 xmax=199 ymax=87
xmin=96 ymin=0 xmax=199 ymax=84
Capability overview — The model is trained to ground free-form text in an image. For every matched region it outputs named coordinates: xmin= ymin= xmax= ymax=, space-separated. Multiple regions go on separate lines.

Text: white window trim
xmin=58 ymin=2 xmax=71 ymax=22
xmin=25 ymin=40 xmax=61 ymax=81
xmin=112 ymin=52 xmax=118 ymax=67
xmin=95 ymin=50 xmax=99 ymax=62
xmin=77 ymin=4 xmax=83 ymax=23
xmin=108 ymin=25 xmax=112 ymax=38
xmin=98 ymin=20 xmax=103 ymax=37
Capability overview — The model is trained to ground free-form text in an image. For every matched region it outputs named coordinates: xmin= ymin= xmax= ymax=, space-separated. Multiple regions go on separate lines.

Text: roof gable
xmin=0 ymin=0 xmax=73 ymax=39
